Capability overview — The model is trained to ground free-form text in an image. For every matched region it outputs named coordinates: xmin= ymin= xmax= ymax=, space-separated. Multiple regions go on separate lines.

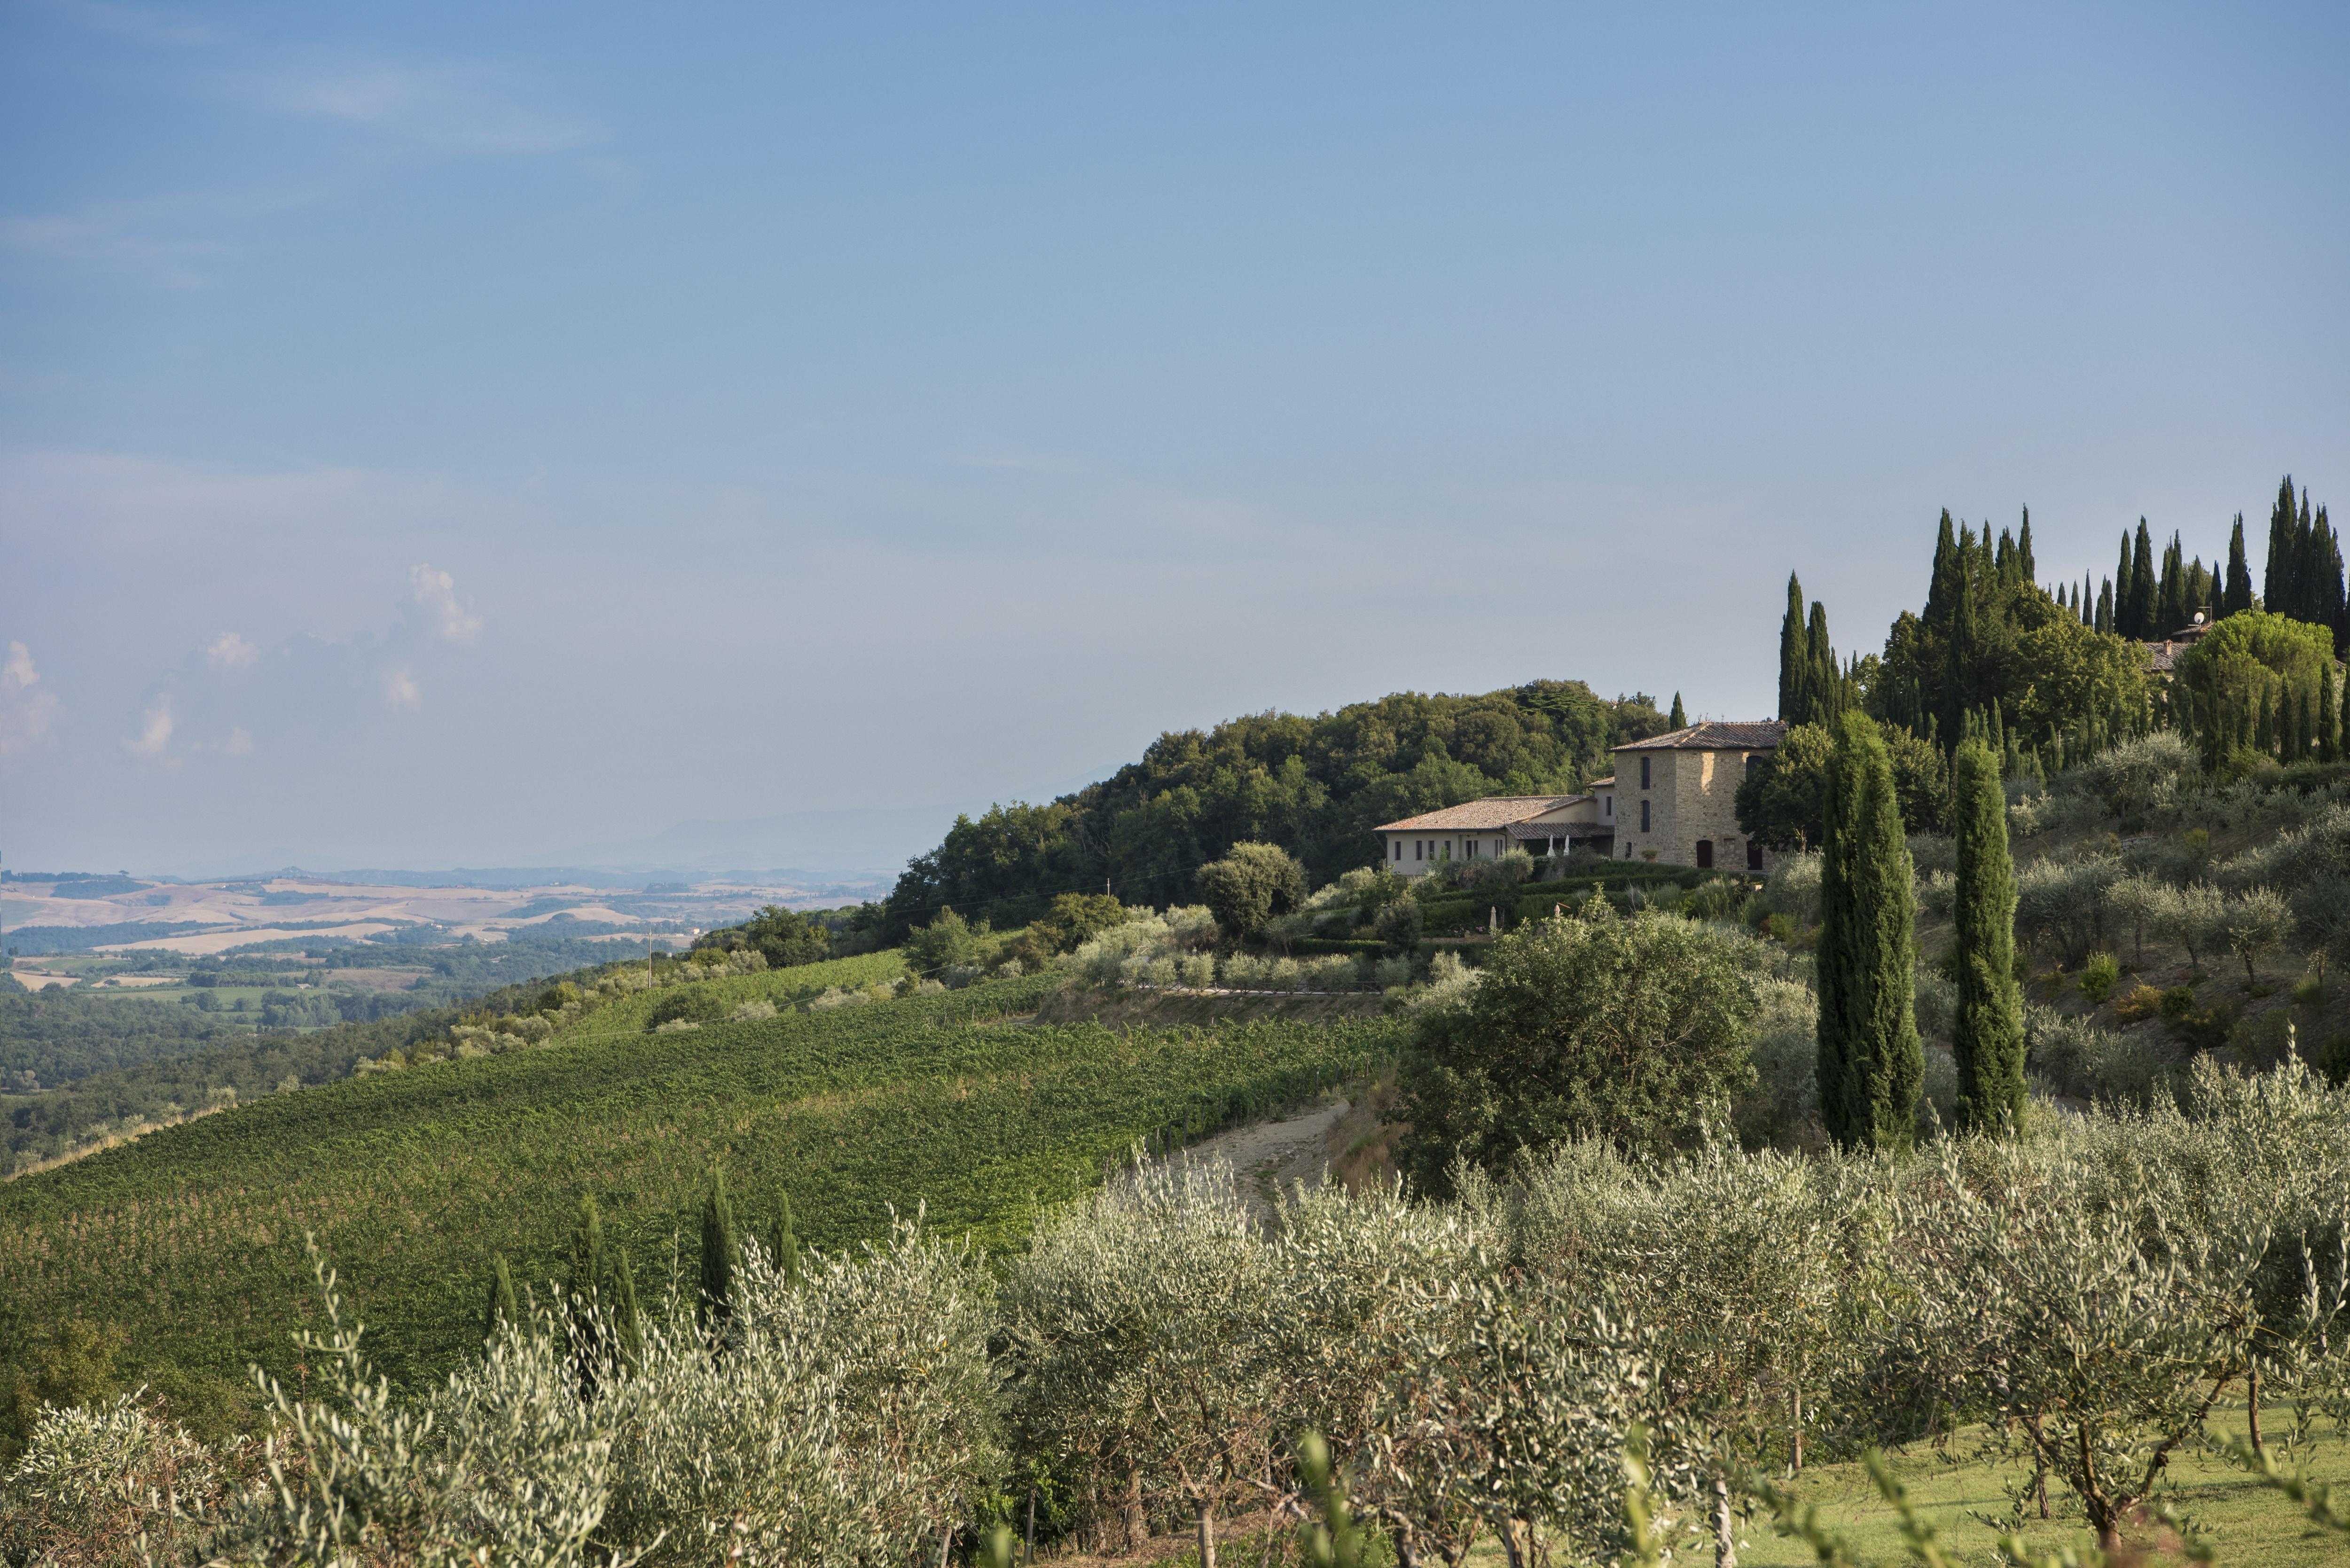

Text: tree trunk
xmin=2026 ymin=1416 xmax=2049 ymax=1518
xmin=1713 ymin=1476 xmax=1738 ymax=1568
xmin=1124 ymin=1470 xmax=1147 ymax=1550
xmin=2248 ymin=1365 xmax=2265 ymax=1456
xmin=1495 ymin=1516 xmax=1528 ymax=1568
xmin=1197 ymin=1501 xmax=1217 ymax=1568
xmin=1790 ymin=1388 xmax=1804 ymax=1473
xmin=1025 ymin=1486 xmax=1037 ymax=1564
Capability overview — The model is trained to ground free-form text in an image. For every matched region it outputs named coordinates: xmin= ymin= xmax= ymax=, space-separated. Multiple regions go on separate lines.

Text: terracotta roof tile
xmin=1613 ymin=720 xmax=1786 ymax=753
xmin=1373 ymin=796 xmax=1586 ymax=832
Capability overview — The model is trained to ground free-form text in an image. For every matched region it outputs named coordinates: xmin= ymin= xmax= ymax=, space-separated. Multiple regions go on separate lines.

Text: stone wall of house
xmin=1613 ymin=749 xmax=1774 ymax=873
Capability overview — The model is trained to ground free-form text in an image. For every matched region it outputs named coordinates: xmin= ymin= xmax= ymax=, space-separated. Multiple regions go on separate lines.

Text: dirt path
xmin=1171 ymin=1094 xmax=1351 ymax=1219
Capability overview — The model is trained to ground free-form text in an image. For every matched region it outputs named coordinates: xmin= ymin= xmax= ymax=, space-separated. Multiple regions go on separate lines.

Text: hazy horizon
xmin=5 ymin=2 xmax=2346 ymax=872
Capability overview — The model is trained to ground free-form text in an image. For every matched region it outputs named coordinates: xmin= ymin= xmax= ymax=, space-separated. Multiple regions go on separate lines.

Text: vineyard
xmin=0 ymin=950 xmax=1394 ymax=1400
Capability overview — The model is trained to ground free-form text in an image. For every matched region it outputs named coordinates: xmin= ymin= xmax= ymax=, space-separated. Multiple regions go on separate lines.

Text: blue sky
xmin=2 ymin=1 xmax=2346 ymax=874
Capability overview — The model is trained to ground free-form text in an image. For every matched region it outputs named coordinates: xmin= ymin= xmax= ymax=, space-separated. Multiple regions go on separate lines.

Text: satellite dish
xmin=2193 ymin=611 xmax=2207 ymax=626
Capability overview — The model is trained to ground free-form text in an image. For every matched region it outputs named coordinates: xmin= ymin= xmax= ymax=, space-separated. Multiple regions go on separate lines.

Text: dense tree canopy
xmin=879 ymin=682 xmax=1669 ymax=937
xmin=1395 ymin=910 xmax=1758 ymax=1192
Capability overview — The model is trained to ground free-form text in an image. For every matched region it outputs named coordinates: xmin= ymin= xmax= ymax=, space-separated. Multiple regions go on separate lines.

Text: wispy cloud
xmin=52 ymin=0 xmax=216 ymax=47
xmin=0 ymin=198 xmax=236 ymax=289
xmin=407 ymin=565 xmax=483 ymax=643
xmin=0 ymin=642 xmax=64 ymax=759
xmin=254 ymin=62 xmax=603 ymax=155
xmin=383 ymin=669 xmax=422 ymax=711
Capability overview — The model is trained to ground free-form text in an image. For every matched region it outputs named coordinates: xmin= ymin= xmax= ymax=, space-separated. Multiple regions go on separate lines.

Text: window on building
xmin=1695 ymin=839 xmax=1714 ymax=869
xmin=1604 ymin=796 xmax=1612 ymax=819
xmin=1442 ymin=841 xmax=1451 ymax=860
xmin=1640 ymin=756 xmax=1652 ymax=789
xmin=1747 ymin=840 xmax=1764 ymax=871
xmin=1495 ymin=838 xmax=1505 ymax=856
xmin=1465 ymin=839 xmax=1477 ymax=859
xmin=1414 ymin=840 xmax=1423 ymax=861
xmin=1745 ymin=753 xmax=1760 ymax=779
xmin=1640 ymin=799 xmax=1650 ymax=833
xmin=1392 ymin=839 xmax=1403 ymax=861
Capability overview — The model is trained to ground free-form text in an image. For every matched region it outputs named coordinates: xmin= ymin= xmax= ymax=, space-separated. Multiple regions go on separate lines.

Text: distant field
xmin=0 ymin=955 xmax=1394 ymax=1403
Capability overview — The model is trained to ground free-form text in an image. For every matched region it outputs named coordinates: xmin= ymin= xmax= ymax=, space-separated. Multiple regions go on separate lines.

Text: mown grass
xmin=0 ymin=954 xmax=1396 ymax=1405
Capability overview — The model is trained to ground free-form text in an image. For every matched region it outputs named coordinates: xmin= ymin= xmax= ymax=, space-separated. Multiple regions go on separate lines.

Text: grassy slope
xmin=0 ymin=952 xmax=1395 ymax=1399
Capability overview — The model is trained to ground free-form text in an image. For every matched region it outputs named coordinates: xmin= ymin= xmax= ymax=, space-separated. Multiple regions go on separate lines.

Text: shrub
xmin=1763 ymin=852 xmax=1822 ymax=928
xmin=2316 ymin=1033 xmax=2350 ymax=1087
xmin=1396 ymin=912 xmax=1758 ymax=1190
xmin=2110 ymin=983 xmax=2163 ymax=1024
xmin=1373 ymin=898 xmax=1424 ymax=955
xmin=646 ymin=988 xmax=725 ymax=1030
xmin=2013 ymin=854 xmax=2123 ymax=964
xmin=2295 ymin=975 xmax=2327 ymax=1007
xmin=728 ymin=999 xmax=777 ymax=1022
xmin=2078 ymin=952 xmax=2121 ymax=1004
xmin=1196 ymin=843 xmax=1308 ymax=940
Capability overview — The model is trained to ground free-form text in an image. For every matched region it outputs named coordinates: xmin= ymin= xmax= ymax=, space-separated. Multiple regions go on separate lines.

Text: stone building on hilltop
xmin=1607 ymin=720 xmax=1786 ymax=870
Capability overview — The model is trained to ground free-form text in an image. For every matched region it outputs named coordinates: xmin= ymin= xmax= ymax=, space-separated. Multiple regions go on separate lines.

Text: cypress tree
xmin=2266 ymin=476 xmax=2299 ymax=613
xmin=2156 ymin=532 xmax=2186 ymax=635
xmin=1924 ymin=512 xmax=1961 ymax=633
xmin=699 ymin=1169 xmax=740 ymax=1344
xmin=2324 ymin=673 xmax=2341 ymax=765
xmin=2095 ymin=578 xmax=2114 ymax=635
xmin=1806 ymin=602 xmax=1838 ymax=725
xmin=1669 ymin=692 xmax=1687 ymax=730
xmin=2224 ymin=515 xmax=2253 ymax=616
xmin=1950 ymin=739 xmax=2024 ymax=1133
xmin=607 ymin=1250 xmax=643 ymax=1373
xmin=568 ymin=1195 xmax=605 ymax=1399
xmin=1778 ymin=574 xmax=1809 ymax=723
xmin=2016 ymin=507 xmax=2037 ymax=581
xmin=2257 ymin=685 xmax=2276 ymax=756
xmin=2299 ymin=686 xmax=2317 ymax=765
xmin=485 ymin=1254 xmax=520 ymax=1342
xmin=2081 ymin=574 xmax=2094 ymax=625
xmin=1816 ymin=712 xmax=1924 ymax=1153
xmin=2124 ymin=520 xmax=2157 ymax=639
xmin=2113 ymin=533 xmax=2136 ymax=634
xmin=1994 ymin=527 xmax=2015 ymax=585
xmin=770 ymin=1194 xmax=801 ymax=1285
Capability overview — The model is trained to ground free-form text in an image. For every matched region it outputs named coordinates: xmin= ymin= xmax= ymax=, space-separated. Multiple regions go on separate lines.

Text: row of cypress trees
xmin=2050 ymin=477 xmax=2336 ymax=648
xmin=482 ymin=1171 xmax=801 ymax=1388
xmin=1816 ymin=712 xmax=2021 ymax=1148
xmin=1776 ymin=574 xmax=1859 ymax=728
xmin=2177 ymin=666 xmax=2343 ymax=772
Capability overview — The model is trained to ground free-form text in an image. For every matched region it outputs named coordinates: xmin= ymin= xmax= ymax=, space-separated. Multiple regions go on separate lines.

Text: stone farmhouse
xmin=1607 ymin=720 xmax=1786 ymax=870
xmin=1372 ymin=794 xmax=1616 ymax=877
xmin=1371 ymin=719 xmax=1787 ymax=875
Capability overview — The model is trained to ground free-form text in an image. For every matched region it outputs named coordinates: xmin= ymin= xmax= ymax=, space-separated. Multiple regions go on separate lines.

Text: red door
xmin=1695 ymin=839 xmax=1714 ymax=869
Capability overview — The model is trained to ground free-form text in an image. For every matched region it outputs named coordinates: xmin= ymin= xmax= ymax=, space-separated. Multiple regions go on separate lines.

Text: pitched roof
xmin=1373 ymin=796 xmax=1585 ymax=832
xmin=1612 ymin=720 xmax=1786 ymax=753
xmin=1587 ymin=774 xmax=1615 ymax=789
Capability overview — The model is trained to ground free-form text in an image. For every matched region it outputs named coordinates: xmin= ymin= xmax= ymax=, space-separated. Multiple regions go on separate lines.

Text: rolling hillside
xmin=0 ymin=949 xmax=1394 ymax=1406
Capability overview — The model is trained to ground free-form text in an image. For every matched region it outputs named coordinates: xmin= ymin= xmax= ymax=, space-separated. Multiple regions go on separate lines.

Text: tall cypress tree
xmin=568 ymin=1196 xmax=606 ymax=1399
xmin=1669 ymin=692 xmax=1687 ymax=729
xmin=2266 ymin=476 xmax=2300 ymax=613
xmin=607 ymin=1250 xmax=643 ymax=1373
xmin=1949 ymin=739 xmax=2024 ymax=1133
xmin=2016 ymin=507 xmax=2037 ymax=582
xmin=1806 ymin=602 xmax=1839 ymax=725
xmin=1778 ymin=574 xmax=1809 ymax=723
xmin=2095 ymin=578 xmax=2114 ymax=635
xmin=2224 ymin=515 xmax=2254 ymax=616
xmin=485 ymin=1254 xmax=520 ymax=1342
xmin=2113 ymin=534 xmax=2136 ymax=635
xmin=2156 ymin=532 xmax=2187 ymax=635
xmin=770 ymin=1194 xmax=801 ymax=1285
xmin=1924 ymin=511 xmax=1962 ymax=632
xmin=1816 ymin=712 xmax=1924 ymax=1152
xmin=699 ymin=1168 xmax=740 ymax=1344
xmin=2124 ymin=520 xmax=2157 ymax=639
